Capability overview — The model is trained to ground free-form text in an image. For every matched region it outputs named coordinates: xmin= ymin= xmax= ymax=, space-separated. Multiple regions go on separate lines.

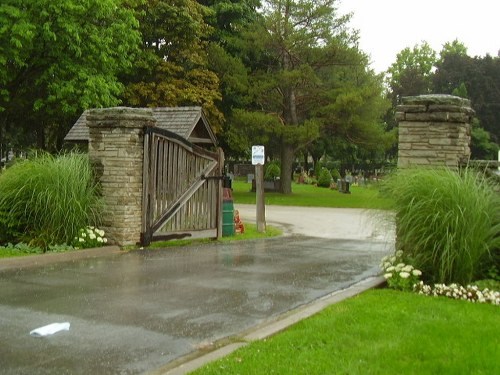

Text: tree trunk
xmin=278 ymin=4 xmax=297 ymax=195
xmin=279 ymin=141 xmax=294 ymax=194
xmin=279 ymin=84 xmax=298 ymax=194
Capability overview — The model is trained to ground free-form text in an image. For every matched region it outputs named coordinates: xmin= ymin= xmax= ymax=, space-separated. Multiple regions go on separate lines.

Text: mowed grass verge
xmin=232 ymin=180 xmax=393 ymax=209
xmin=191 ymin=289 xmax=499 ymax=375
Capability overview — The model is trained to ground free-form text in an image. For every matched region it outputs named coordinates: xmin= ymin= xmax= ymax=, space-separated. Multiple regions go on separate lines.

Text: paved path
xmin=236 ymin=204 xmax=394 ymax=240
xmin=0 ymin=206 xmax=394 ymax=374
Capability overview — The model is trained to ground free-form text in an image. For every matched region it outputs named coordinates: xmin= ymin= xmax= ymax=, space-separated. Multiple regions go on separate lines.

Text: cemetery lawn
xmin=145 ymin=223 xmax=282 ymax=249
xmin=191 ymin=288 xmax=500 ymax=375
xmin=231 ymin=180 xmax=393 ymax=209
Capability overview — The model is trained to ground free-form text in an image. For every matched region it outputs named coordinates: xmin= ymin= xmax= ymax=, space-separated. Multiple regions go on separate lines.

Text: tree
xmin=232 ymin=0 xmax=358 ymax=193
xmin=200 ymin=0 xmax=263 ymax=157
xmin=433 ymin=41 xmax=471 ymax=97
xmin=386 ymin=42 xmax=436 ymax=105
xmin=121 ymin=0 xmax=224 ymax=131
xmin=440 ymin=39 xmax=468 ymax=57
xmin=199 ymin=0 xmax=261 ymax=52
xmin=387 ymin=39 xmax=500 ymax=157
xmin=307 ymin=50 xmax=394 ymax=172
xmin=470 ymin=119 xmax=499 ymax=160
xmin=0 ymin=0 xmax=141 ymax=151
xmin=433 ymin=44 xmax=500 ymax=143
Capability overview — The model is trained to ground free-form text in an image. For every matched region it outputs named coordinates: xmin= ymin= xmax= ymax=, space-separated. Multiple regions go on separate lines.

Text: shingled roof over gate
xmin=64 ymin=106 xmax=217 ymax=146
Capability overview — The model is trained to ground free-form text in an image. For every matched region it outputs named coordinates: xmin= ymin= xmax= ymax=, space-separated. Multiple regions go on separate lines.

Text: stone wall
xmin=87 ymin=107 xmax=156 ymax=246
xmin=396 ymin=94 xmax=474 ymax=168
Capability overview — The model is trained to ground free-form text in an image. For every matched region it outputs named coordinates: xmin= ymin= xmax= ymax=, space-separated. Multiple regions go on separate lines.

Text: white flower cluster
xmin=73 ymin=226 xmax=108 ymax=249
xmin=380 ymin=250 xmax=423 ymax=291
xmin=414 ymin=281 xmax=500 ymax=305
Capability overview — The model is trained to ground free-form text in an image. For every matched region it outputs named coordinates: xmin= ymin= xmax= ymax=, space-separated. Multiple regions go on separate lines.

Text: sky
xmin=337 ymin=0 xmax=500 ymax=73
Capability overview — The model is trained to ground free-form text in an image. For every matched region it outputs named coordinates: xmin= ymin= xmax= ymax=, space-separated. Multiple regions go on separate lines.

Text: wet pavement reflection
xmin=0 ymin=235 xmax=391 ymax=374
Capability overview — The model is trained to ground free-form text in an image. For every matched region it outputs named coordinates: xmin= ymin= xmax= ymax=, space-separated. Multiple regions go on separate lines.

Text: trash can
xmin=222 ymin=188 xmax=235 ymax=236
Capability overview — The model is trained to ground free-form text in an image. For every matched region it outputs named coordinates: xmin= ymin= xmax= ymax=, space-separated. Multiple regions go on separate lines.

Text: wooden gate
xmin=141 ymin=127 xmax=223 ymax=246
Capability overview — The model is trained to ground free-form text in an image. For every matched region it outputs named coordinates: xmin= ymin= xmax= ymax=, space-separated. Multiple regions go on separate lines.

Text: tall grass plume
xmin=383 ymin=167 xmax=499 ymax=285
xmin=0 ymin=152 xmax=103 ymax=249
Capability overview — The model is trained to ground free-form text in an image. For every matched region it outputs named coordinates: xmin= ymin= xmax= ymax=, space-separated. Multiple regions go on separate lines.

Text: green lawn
xmin=191 ymin=289 xmax=500 ymax=375
xmin=144 ymin=223 xmax=282 ymax=250
xmin=232 ymin=180 xmax=393 ymax=209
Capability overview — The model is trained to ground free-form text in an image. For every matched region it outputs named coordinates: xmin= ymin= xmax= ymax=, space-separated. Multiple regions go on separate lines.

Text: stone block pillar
xmin=396 ymin=94 xmax=474 ymax=168
xmin=87 ymin=107 xmax=156 ymax=246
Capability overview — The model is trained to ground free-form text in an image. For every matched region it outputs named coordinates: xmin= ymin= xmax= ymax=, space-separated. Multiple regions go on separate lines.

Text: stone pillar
xmin=396 ymin=94 xmax=474 ymax=168
xmin=87 ymin=107 xmax=156 ymax=246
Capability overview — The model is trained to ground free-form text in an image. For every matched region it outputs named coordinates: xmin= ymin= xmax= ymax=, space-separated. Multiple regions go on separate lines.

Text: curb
xmin=0 ymin=246 xmax=122 ymax=272
xmin=153 ymin=276 xmax=386 ymax=375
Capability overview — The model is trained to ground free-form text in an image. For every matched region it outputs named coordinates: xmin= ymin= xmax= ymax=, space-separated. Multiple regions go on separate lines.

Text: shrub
xmin=317 ymin=168 xmax=332 ymax=188
xmin=330 ymin=168 xmax=341 ymax=182
xmin=71 ymin=226 xmax=108 ymax=249
xmin=0 ymin=152 xmax=104 ymax=249
xmin=314 ymin=161 xmax=323 ymax=179
xmin=414 ymin=282 xmax=499 ymax=305
xmin=380 ymin=250 xmax=423 ymax=291
xmin=383 ymin=167 xmax=500 ymax=285
xmin=264 ymin=161 xmax=280 ymax=180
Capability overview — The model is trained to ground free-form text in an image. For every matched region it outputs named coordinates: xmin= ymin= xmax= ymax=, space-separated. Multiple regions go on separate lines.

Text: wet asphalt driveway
xmin=0 ymin=206 xmax=393 ymax=374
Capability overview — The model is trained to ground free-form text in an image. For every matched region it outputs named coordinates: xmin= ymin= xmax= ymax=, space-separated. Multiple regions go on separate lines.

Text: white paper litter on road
xmin=30 ymin=322 xmax=70 ymax=337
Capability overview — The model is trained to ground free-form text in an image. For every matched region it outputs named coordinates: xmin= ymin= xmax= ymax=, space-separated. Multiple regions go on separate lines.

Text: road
xmin=0 ymin=205 xmax=394 ymax=374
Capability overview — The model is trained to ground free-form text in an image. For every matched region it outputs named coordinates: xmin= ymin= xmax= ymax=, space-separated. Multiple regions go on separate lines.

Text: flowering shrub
xmin=381 ymin=251 xmax=499 ymax=305
xmin=72 ymin=226 xmax=107 ymax=249
xmin=380 ymin=250 xmax=422 ymax=291
xmin=414 ymin=282 xmax=500 ymax=305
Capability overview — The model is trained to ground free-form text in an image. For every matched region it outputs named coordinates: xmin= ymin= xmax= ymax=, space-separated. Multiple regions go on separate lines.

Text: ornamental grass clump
xmin=383 ymin=167 xmax=500 ymax=285
xmin=0 ymin=152 xmax=103 ymax=249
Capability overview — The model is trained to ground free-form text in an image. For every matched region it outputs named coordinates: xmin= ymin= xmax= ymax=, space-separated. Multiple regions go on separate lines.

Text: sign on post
xmin=251 ymin=145 xmax=265 ymax=165
xmin=251 ymin=145 xmax=266 ymax=232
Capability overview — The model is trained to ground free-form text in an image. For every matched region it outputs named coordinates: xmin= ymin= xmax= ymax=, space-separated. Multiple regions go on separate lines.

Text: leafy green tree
xmin=433 ymin=42 xmax=471 ymax=97
xmin=200 ymin=0 xmax=263 ymax=156
xmin=388 ymin=39 xmax=499 ymax=158
xmin=433 ymin=44 xmax=500 ymax=144
xmin=440 ymin=39 xmax=468 ymax=57
xmin=122 ymin=0 xmax=224 ymax=131
xmin=387 ymin=42 xmax=436 ymax=104
xmin=0 ymin=0 xmax=141 ymax=151
xmin=200 ymin=0 xmax=261 ymax=51
xmin=452 ymin=82 xmax=469 ymax=98
xmin=465 ymin=55 xmax=500 ymax=144
xmin=470 ymin=119 xmax=499 ymax=160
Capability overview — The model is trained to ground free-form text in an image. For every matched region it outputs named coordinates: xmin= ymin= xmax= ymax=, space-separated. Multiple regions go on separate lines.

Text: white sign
xmin=251 ymin=145 xmax=265 ymax=165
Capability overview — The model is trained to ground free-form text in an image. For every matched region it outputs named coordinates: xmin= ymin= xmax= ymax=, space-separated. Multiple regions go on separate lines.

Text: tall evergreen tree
xmin=232 ymin=0 xmax=361 ymax=193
